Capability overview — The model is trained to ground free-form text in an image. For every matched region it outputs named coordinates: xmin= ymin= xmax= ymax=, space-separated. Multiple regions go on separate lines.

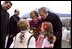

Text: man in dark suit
xmin=38 ymin=7 xmax=62 ymax=48
xmin=6 ymin=9 xmax=20 ymax=48
xmin=1 ymin=1 xmax=12 ymax=48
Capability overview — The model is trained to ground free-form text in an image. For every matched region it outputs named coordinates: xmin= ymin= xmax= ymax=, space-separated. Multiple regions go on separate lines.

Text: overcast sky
xmin=1 ymin=1 xmax=71 ymax=17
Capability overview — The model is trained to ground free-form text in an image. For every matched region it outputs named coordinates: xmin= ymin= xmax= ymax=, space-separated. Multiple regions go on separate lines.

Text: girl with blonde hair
xmin=10 ymin=19 xmax=36 ymax=48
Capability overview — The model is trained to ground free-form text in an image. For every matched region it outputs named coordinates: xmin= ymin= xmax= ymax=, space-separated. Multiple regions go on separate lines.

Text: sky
xmin=1 ymin=1 xmax=71 ymax=17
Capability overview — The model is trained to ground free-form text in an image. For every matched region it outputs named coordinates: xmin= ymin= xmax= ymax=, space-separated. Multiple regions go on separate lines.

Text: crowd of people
xmin=1 ymin=1 xmax=62 ymax=48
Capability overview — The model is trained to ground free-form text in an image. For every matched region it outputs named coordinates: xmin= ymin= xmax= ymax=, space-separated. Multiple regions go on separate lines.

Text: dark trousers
xmin=6 ymin=35 xmax=14 ymax=48
xmin=0 ymin=36 xmax=3 ymax=48
xmin=0 ymin=35 xmax=6 ymax=48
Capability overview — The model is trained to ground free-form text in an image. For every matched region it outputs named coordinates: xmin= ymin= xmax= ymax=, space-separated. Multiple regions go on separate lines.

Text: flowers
xmin=43 ymin=23 xmax=49 ymax=31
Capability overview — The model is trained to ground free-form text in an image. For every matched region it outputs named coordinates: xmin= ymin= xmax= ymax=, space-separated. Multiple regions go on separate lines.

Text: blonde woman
xmin=29 ymin=11 xmax=41 ymax=41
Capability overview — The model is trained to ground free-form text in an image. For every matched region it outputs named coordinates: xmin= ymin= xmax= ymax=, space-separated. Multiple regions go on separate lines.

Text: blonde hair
xmin=17 ymin=19 xmax=30 ymax=44
xmin=30 ymin=11 xmax=38 ymax=18
xmin=42 ymin=22 xmax=56 ymax=44
xmin=17 ymin=19 xmax=30 ymax=31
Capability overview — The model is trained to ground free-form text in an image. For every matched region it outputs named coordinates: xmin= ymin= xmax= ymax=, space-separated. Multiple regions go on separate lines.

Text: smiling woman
xmin=1 ymin=1 xmax=71 ymax=18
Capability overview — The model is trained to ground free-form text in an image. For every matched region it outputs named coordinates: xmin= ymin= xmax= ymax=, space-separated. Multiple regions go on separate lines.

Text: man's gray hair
xmin=38 ymin=7 xmax=47 ymax=14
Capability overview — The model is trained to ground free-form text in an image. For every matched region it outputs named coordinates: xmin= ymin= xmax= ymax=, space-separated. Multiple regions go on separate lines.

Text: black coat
xmin=1 ymin=6 xmax=10 ymax=48
xmin=6 ymin=15 xmax=20 ymax=48
xmin=9 ymin=15 xmax=20 ymax=36
xmin=41 ymin=11 xmax=62 ymax=48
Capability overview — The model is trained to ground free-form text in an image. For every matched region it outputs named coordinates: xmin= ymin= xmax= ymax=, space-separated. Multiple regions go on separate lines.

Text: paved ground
xmin=62 ymin=40 xmax=71 ymax=48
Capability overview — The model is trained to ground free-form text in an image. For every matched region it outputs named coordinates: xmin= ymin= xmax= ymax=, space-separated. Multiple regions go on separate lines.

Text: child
xmin=10 ymin=19 xmax=36 ymax=48
xmin=36 ymin=22 xmax=56 ymax=48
